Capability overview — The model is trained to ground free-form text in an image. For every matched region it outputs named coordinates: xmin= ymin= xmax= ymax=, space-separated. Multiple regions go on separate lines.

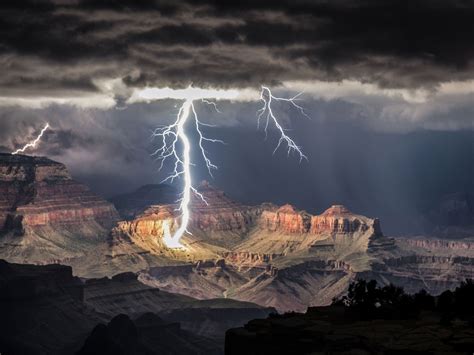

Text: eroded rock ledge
xmin=0 ymin=153 xmax=119 ymax=233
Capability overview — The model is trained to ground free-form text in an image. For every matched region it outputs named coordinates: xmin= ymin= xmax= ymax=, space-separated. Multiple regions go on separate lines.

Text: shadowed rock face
xmin=0 ymin=259 xmax=271 ymax=354
xmin=225 ymin=306 xmax=474 ymax=355
xmin=0 ymin=153 xmax=120 ymax=263
xmin=423 ymin=192 xmax=474 ymax=237
xmin=0 ymin=259 xmax=101 ymax=354
xmin=83 ymin=270 xmax=274 ymax=343
xmin=77 ymin=313 xmax=221 ymax=355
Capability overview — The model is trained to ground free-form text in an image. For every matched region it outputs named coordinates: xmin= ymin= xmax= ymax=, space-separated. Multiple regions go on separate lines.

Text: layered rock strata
xmin=0 ymin=153 xmax=119 ymax=232
xmin=259 ymin=203 xmax=382 ymax=236
xmin=0 ymin=154 xmax=119 ymax=263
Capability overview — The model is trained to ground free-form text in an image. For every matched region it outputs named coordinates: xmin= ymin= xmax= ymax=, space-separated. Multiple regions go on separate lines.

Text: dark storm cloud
xmin=1 ymin=0 xmax=474 ymax=96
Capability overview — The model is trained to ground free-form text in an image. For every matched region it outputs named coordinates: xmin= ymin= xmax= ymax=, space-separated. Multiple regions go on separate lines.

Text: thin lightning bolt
xmin=257 ymin=86 xmax=308 ymax=161
xmin=151 ymin=86 xmax=307 ymax=249
xmin=11 ymin=123 xmax=50 ymax=155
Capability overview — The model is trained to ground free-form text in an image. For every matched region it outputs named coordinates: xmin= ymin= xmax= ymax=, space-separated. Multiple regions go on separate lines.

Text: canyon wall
xmin=258 ymin=203 xmax=382 ymax=236
xmin=0 ymin=154 xmax=120 ymax=263
xmin=0 ymin=153 xmax=119 ymax=232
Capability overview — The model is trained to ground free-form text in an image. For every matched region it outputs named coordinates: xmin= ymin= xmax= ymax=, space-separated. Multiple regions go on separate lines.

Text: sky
xmin=0 ymin=0 xmax=473 ymax=234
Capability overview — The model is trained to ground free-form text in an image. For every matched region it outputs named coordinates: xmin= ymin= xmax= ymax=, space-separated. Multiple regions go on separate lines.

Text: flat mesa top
xmin=0 ymin=153 xmax=58 ymax=165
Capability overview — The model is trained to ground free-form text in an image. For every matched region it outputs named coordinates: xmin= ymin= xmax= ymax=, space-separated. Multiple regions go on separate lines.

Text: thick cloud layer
xmin=1 ymin=0 xmax=474 ymax=98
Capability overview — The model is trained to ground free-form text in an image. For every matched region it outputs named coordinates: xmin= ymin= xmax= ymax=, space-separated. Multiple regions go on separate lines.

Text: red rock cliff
xmin=0 ymin=153 xmax=119 ymax=232
xmin=259 ymin=203 xmax=381 ymax=236
xmin=260 ymin=204 xmax=311 ymax=233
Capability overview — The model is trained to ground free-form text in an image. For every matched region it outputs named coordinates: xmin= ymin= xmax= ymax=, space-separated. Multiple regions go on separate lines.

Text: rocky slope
xmin=84 ymin=270 xmax=273 ymax=341
xmin=0 ymin=259 xmax=102 ymax=354
xmin=0 ymin=153 xmax=119 ymax=263
xmin=0 ymin=259 xmax=272 ymax=354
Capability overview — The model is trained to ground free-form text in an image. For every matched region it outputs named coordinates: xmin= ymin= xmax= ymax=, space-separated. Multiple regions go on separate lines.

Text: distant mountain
xmin=110 ymin=184 xmax=179 ymax=220
xmin=423 ymin=192 xmax=474 ymax=238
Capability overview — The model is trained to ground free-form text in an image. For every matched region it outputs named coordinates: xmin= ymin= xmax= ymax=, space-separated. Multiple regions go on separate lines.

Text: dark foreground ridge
xmin=226 ymin=279 xmax=474 ymax=355
xmin=0 ymin=259 xmax=272 ymax=355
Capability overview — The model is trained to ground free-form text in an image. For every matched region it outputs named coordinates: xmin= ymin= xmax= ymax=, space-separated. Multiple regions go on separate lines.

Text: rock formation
xmin=258 ymin=203 xmax=381 ymax=236
xmin=311 ymin=204 xmax=381 ymax=234
xmin=0 ymin=153 xmax=119 ymax=263
xmin=0 ymin=153 xmax=118 ymax=229
xmin=111 ymin=184 xmax=472 ymax=312
xmin=260 ymin=204 xmax=311 ymax=233
xmin=189 ymin=181 xmax=257 ymax=234
xmin=0 ymin=259 xmax=102 ymax=354
xmin=0 ymin=259 xmax=271 ymax=354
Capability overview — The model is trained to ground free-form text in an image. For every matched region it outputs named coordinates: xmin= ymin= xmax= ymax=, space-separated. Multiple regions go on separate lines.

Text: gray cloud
xmin=1 ymin=0 xmax=474 ymax=97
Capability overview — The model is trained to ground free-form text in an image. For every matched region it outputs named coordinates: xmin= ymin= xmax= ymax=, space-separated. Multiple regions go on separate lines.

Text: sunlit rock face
xmin=259 ymin=203 xmax=380 ymax=236
xmin=311 ymin=205 xmax=382 ymax=234
xmin=112 ymin=205 xmax=177 ymax=255
xmin=115 ymin=205 xmax=175 ymax=238
xmin=0 ymin=153 xmax=120 ymax=263
xmin=260 ymin=204 xmax=311 ymax=233
xmin=111 ymin=182 xmax=259 ymax=259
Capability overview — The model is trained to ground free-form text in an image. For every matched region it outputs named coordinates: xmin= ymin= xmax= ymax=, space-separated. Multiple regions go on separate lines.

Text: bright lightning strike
xmin=143 ymin=85 xmax=307 ymax=249
xmin=11 ymin=123 xmax=50 ymax=155
xmin=152 ymin=98 xmax=223 ymax=249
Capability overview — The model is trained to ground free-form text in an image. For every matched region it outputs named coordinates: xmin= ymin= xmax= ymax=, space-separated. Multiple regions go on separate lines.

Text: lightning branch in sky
xmin=11 ymin=123 xmax=50 ymax=155
xmin=257 ymin=86 xmax=308 ymax=161
xmin=135 ymin=86 xmax=308 ymax=249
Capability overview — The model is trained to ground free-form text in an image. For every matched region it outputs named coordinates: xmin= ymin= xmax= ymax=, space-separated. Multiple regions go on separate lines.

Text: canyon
xmin=0 ymin=154 xmax=473 ymax=314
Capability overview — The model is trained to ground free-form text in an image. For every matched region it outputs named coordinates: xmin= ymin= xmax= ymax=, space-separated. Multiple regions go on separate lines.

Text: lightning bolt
xmin=152 ymin=99 xmax=223 ymax=249
xmin=257 ymin=86 xmax=308 ymax=161
xmin=11 ymin=123 xmax=50 ymax=155
xmin=150 ymin=86 xmax=307 ymax=249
